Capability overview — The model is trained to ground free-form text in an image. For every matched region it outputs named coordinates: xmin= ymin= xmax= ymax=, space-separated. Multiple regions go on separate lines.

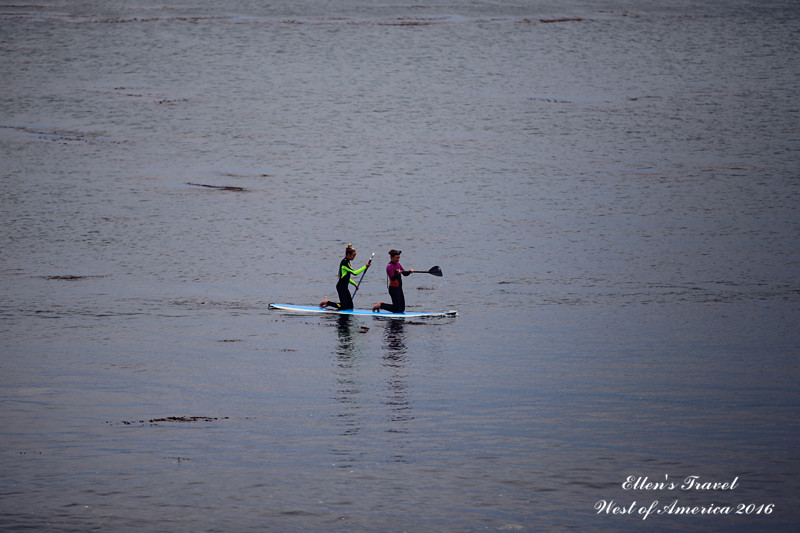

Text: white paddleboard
xmin=269 ymin=303 xmax=457 ymax=319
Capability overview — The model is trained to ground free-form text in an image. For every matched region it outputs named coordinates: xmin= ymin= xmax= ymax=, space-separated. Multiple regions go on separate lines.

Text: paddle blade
xmin=429 ymin=266 xmax=443 ymax=276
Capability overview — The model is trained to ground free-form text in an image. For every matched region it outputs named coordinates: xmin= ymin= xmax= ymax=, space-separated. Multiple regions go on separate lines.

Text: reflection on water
xmin=381 ymin=320 xmax=413 ymax=427
xmin=334 ymin=314 xmax=360 ymax=359
xmin=382 ymin=320 xmax=407 ymax=355
xmin=329 ymin=316 xmax=416 ymax=465
xmin=332 ymin=315 xmax=363 ymax=439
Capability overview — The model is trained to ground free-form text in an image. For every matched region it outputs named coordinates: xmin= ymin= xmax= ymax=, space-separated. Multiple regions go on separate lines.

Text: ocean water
xmin=1 ymin=0 xmax=799 ymax=531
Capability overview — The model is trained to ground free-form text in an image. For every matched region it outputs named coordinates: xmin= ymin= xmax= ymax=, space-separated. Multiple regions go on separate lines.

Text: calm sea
xmin=1 ymin=0 xmax=798 ymax=531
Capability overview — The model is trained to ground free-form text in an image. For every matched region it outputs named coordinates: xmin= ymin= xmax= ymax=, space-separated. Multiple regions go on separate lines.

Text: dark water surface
xmin=2 ymin=1 xmax=799 ymax=531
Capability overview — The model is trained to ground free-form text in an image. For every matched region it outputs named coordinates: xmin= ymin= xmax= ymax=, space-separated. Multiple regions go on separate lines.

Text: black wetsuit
xmin=327 ymin=257 xmax=368 ymax=310
xmin=335 ymin=258 xmax=355 ymax=310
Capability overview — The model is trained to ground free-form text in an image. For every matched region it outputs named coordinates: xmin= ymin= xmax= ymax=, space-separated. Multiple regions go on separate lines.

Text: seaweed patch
xmin=539 ymin=18 xmax=584 ymax=24
xmin=187 ymin=182 xmax=246 ymax=192
xmin=107 ymin=416 xmax=231 ymax=426
xmin=42 ymin=275 xmax=106 ymax=281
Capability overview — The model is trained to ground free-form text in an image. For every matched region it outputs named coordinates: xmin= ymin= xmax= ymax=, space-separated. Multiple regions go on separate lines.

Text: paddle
xmin=415 ymin=266 xmax=443 ymax=276
xmin=352 ymin=252 xmax=374 ymax=298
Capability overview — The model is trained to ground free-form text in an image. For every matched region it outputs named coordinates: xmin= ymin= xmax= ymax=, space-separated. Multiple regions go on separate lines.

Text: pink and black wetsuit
xmin=377 ymin=261 xmax=412 ymax=313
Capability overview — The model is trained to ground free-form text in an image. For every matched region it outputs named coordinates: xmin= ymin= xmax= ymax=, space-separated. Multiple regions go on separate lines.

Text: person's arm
xmin=345 ymin=261 xmax=371 ymax=286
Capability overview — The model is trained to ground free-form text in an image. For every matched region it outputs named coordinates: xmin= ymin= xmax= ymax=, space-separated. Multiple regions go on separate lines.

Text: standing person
xmin=320 ymin=244 xmax=371 ymax=311
xmin=372 ymin=249 xmax=414 ymax=313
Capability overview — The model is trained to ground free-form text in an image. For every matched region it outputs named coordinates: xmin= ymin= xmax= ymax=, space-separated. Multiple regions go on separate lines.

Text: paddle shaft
xmin=352 ymin=253 xmax=374 ymax=298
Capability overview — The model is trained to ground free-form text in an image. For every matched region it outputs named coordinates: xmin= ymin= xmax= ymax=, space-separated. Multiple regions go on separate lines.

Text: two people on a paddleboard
xmin=320 ymin=244 xmax=371 ymax=311
xmin=372 ymin=249 xmax=414 ymax=313
xmin=319 ymin=246 xmax=415 ymax=313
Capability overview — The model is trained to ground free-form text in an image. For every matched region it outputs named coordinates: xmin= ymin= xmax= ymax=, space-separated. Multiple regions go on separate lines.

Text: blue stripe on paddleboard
xmin=268 ymin=303 xmax=456 ymax=319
